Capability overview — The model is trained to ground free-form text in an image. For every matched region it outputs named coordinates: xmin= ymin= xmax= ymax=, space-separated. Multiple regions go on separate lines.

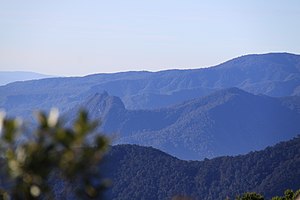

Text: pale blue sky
xmin=0 ymin=0 xmax=299 ymax=76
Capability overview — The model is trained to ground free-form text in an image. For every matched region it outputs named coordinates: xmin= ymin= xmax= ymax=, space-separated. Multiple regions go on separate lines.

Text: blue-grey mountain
xmin=0 ymin=71 xmax=53 ymax=86
xmin=0 ymin=53 xmax=299 ymax=120
xmin=68 ymin=88 xmax=300 ymax=160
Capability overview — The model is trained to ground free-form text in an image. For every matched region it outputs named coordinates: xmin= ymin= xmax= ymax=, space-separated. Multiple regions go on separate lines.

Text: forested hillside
xmin=103 ymin=136 xmax=300 ymax=200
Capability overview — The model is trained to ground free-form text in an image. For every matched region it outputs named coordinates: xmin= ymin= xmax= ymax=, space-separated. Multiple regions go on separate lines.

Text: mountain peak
xmin=218 ymin=52 xmax=300 ymax=71
xmin=85 ymin=92 xmax=125 ymax=113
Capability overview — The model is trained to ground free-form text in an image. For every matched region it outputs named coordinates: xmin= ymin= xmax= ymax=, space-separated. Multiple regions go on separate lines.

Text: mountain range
xmin=1 ymin=52 xmax=299 ymax=119
xmin=1 ymin=52 xmax=300 ymax=160
xmin=0 ymin=71 xmax=53 ymax=86
xmin=67 ymin=87 xmax=300 ymax=160
xmin=1 ymin=52 xmax=300 ymax=199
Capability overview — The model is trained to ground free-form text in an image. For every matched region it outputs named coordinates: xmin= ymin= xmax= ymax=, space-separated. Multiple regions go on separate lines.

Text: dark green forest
xmin=104 ymin=136 xmax=300 ymax=200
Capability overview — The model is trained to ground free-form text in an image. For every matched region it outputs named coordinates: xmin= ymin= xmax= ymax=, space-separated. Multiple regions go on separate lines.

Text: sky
xmin=0 ymin=0 xmax=300 ymax=76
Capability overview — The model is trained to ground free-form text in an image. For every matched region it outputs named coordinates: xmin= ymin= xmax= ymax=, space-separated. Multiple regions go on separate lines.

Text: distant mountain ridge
xmin=66 ymin=87 xmax=300 ymax=160
xmin=0 ymin=53 xmax=300 ymax=119
xmin=0 ymin=71 xmax=53 ymax=86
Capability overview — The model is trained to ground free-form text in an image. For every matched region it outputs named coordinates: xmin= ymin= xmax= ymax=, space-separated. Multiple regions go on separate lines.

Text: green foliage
xmin=0 ymin=109 xmax=110 ymax=199
xmin=228 ymin=189 xmax=300 ymax=200
xmin=105 ymin=136 xmax=300 ymax=200
xmin=172 ymin=195 xmax=193 ymax=200
xmin=271 ymin=189 xmax=300 ymax=200
xmin=235 ymin=192 xmax=264 ymax=200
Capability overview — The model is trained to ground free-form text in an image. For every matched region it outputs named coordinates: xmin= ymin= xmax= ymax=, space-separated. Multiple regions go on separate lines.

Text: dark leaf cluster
xmin=0 ymin=110 xmax=110 ymax=199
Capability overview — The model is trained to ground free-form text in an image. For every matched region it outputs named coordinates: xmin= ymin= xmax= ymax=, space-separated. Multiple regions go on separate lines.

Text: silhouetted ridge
xmin=110 ymin=144 xmax=177 ymax=160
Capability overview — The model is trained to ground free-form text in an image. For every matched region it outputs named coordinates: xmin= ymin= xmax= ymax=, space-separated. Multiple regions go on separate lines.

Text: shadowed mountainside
xmin=67 ymin=88 xmax=300 ymax=160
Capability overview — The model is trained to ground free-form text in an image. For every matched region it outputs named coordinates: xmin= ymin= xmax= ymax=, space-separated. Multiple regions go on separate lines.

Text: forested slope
xmin=104 ymin=136 xmax=300 ymax=200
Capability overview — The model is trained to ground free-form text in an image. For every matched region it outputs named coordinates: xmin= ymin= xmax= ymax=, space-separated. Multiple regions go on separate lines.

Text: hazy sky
xmin=0 ymin=0 xmax=300 ymax=76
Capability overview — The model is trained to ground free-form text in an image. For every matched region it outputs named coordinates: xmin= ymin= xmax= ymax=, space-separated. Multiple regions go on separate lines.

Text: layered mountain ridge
xmin=67 ymin=87 xmax=300 ymax=160
xmin=1 ymin=53 xmax=300 ymax=119
xmin=1 ymin=52 xmax=300 ymax=199
xmin=1 ymin=53 xmax=300 ymax=160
